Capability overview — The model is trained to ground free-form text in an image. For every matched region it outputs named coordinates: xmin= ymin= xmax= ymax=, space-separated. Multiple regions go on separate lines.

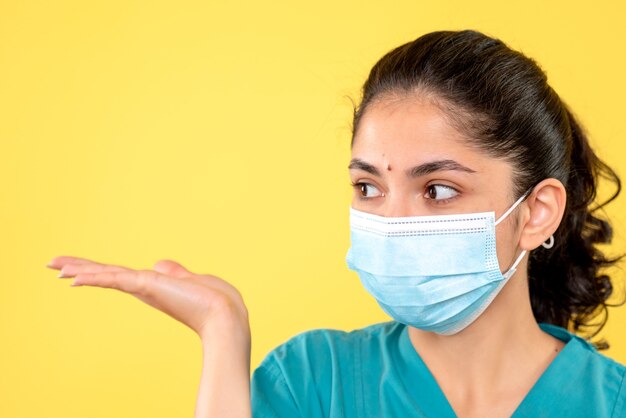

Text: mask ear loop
xmin=495 ymin=189 xmax=532 ymax=226
xmin=495 ymin=189 xmax=533 ymax=280
xmin=503 ymin=249 xmax=527 ymax=280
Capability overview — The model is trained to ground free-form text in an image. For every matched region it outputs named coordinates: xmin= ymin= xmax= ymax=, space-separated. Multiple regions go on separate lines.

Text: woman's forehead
xmin=352 ymin=99 xmax=489 ymax=169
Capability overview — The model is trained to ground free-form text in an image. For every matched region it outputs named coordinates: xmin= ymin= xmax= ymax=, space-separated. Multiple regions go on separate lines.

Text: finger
xmin=58 ymin=262 xmax=129 ymax=278
xmin=71 ymin=269 xmax=159 ymax=296
xmin=47 ymin=256 xmax=104 ymax=270
xmin=152 ymin=259 xmax=196 ymax=279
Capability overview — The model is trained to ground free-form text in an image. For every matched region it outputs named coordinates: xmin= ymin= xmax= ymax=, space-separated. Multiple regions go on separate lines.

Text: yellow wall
xmin=2 ymin=1 xmax=625 ymax=416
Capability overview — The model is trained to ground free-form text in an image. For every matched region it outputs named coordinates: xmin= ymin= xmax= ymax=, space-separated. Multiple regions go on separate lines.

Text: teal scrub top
xmin=250 ymin=321 xmax=626 ymax=417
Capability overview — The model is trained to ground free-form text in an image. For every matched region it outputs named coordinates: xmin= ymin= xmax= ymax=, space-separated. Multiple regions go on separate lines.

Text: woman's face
xmin=349 ymin=95 xmax=526 ymax=271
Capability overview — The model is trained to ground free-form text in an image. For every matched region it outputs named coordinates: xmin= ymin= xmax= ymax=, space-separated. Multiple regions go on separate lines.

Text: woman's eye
xmin=425 ymin=184 xmax=459 ymax=201
xmin=351 ymin=182 xmax=383 ymax=199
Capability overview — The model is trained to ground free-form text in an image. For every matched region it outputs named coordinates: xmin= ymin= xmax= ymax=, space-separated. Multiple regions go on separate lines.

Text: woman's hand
xmin=47 ymin=256 xmax=250 ymax=341
xmin=47 ymin=255 xmax=252 ymax=418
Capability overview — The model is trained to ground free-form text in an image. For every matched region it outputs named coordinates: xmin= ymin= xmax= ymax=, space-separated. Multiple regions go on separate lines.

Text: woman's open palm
xmin=48 ymin=256 xmax=253 ymax=417
xmin=46 ymin=256 xmax=250 ymax=341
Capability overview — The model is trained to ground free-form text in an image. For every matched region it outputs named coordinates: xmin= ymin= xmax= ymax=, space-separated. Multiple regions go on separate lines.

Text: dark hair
xmin=349 ymin=29 xmax=625 ymax=350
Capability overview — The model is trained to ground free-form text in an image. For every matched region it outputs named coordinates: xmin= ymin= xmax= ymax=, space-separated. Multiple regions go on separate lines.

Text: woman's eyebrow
xmin=348 ymin=158 xmax=477 ymax=177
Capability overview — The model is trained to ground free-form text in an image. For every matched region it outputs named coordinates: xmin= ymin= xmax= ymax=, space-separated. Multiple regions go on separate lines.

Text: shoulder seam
xmin=584 ymin=344 xmax=626 ymax=371
xmin=283 ymin=328 xmax=345 ymax=346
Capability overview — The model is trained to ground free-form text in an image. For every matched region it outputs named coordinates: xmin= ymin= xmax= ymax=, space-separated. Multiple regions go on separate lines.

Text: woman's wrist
xmin=195 ymin=320 xmax=252 ymax=418
xmin=198 ymin=306 xmax=251 ymax=349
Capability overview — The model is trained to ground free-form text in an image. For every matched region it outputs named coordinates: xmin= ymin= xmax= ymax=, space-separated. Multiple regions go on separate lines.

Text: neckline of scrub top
xmin=395 ymin=321 xmax=591 ymax=418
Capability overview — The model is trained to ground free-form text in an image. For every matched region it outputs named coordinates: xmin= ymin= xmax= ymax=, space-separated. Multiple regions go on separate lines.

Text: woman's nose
xmin=381 ymin=195 xmax=419 ymax=218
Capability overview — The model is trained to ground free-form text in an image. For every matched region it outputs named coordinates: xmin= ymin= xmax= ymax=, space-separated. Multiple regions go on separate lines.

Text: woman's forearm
xmin=195 ymin=321 xmax=252 ymax=418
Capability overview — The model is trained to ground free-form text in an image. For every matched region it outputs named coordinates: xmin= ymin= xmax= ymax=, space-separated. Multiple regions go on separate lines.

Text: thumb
xmin=153 ymin=259 xmax=195 ymax=278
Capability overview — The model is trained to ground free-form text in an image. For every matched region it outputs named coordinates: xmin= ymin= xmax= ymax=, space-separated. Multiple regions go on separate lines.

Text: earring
xmin=541 ymin=234 xmax=555 ymax=249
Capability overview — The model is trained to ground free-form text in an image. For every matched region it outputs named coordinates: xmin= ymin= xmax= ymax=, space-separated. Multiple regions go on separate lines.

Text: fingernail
xmin=57 ymin=272 xmax=68 ymax=278
xmin=70 ymin=279 xmax=82 ymax=287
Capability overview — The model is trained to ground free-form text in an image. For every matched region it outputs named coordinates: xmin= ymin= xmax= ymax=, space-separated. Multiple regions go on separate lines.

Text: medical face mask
xmin=345 ymin=190 xmax=532 ymax=335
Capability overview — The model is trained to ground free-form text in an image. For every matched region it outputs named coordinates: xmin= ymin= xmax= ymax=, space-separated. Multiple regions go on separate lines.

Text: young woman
xmin=47 ymin=30 xmax=626 ymax=417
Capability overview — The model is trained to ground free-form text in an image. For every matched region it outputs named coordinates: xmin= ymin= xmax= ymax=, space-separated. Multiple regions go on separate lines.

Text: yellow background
xmin=2 ymin=1 xmax=625 ymax=416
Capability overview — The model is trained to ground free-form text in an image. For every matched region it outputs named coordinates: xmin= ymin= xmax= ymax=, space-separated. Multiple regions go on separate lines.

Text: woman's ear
xmin=519 ymin=178 xmax=567 ymax=251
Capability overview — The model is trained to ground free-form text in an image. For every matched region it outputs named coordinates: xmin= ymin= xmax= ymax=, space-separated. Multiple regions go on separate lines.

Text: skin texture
xmin=349 ymin=94 xmax=568 ymax=418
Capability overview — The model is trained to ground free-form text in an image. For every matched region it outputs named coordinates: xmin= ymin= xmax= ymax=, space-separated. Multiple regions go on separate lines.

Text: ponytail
xmin=527 ymin=106 xmax=625 ymax=350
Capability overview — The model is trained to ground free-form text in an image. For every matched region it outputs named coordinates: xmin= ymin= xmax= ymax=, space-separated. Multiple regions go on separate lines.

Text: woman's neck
xmin=406 ymin=267 xmax=565 ymax=417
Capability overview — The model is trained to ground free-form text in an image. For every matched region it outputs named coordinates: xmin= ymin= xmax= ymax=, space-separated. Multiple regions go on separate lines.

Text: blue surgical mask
xmin=345 ymin=190 xmax=531 ymax=335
